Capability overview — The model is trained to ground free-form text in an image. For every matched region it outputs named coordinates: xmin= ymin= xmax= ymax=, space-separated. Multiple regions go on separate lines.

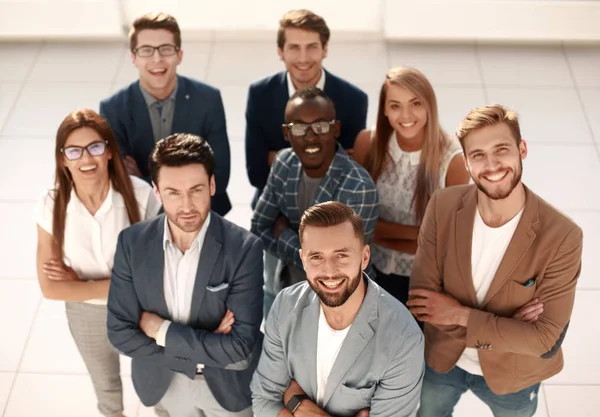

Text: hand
xmin=407 ymin=289 xmax=470 ymax=327
xmin=124 ymin=156 xmax=142 ymax=177
xmin=283 ymin=379 xmax=306 ymax=410
xmin=214 ymin=309 xmax=235 ymax=334
xmin=139 ymin=311 xmax=165 ymax=340
xmin=513 ymin=298 xmax=544 ymax=323
xmin=273 ymin=213 xmax=290 ymax=240
xmin=43 ymin=260 xmax=79 ymax=281
xmin=355 ymin=409 xmax=370 ymax=417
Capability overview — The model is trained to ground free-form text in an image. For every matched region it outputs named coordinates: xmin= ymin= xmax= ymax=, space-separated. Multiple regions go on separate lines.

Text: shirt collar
xmin=388 ymin=133 xmax=421 ymax=166
xmin=139 ymin=81 xmax=178 ymax=108
xmin=287 ymin=68 xmax=326 ymax=98
xmin=163 ymin=212 xmax=211 ymax=252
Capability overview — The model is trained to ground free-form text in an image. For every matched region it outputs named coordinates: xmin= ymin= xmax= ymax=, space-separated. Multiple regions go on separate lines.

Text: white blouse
xmin=371 ymin=134 xmax=462 ymax=276
xmin=35 ymin=176 xmax=161 ymax=304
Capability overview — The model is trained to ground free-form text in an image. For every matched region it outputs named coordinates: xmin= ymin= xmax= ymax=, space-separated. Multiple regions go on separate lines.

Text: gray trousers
xmin=66 ymin=302 xmax=169 ymax=417
xmin=160 ymin=373 xmax=252 ymax=417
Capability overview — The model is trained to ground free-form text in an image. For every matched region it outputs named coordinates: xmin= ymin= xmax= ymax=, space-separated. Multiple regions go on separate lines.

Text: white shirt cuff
xmin=156 ymin=319 xmax=172 ymax=347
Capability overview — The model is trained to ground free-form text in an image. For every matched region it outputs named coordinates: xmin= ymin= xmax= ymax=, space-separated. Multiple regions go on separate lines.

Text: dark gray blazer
xmin=107 ymin=213 xmax=264 ymax=412
xmin=251 ymin=277 xmax=425 ymax=417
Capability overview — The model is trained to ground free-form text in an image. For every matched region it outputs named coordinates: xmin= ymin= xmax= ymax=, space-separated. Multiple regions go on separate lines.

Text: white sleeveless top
xmin=371 ymin=131 xmax=462 ymax=276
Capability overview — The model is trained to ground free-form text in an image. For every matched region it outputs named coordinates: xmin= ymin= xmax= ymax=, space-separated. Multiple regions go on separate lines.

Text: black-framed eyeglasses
xmin=61 ymin=140 xmax=108 ymax=161
xmin=134 ymin=44 xmax=179 ymax=58
xmin=283 ymin=120 xmax=336 ymax=137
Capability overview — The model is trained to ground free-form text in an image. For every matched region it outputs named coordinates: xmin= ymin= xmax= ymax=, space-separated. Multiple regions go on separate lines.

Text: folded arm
xmin=106 ymin=232 xmax=166 ymax=361
xmin=161 ymin=239 xmax=264 ymax=368
xmin=464 ymin=226 xmax=583 ymax=357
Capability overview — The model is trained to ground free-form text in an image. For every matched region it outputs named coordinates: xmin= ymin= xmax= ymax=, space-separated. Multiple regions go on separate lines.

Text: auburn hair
xmin=51 ymin=109 xmax=141 ymax=259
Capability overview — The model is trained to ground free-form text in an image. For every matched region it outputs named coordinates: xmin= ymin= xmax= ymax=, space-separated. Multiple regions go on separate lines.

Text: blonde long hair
xmin=364 ymin=67 xmax=453 ymax=223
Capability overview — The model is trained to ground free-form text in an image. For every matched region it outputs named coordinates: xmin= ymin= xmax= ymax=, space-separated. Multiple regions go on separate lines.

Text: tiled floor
xmin=0 ymin=39 xmax=598 ymax=417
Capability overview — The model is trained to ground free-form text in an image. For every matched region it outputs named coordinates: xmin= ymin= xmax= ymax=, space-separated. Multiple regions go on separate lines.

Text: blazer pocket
xmin=340 ymin=382 xmax=377 ymax=400
xmin=206 ymin=282 xmax=230 ymax=292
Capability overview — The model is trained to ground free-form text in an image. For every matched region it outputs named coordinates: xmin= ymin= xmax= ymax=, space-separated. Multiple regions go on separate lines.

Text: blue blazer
xmin=100 ymin=75 xmax=232 ymax=216
xmin=245 ymin=69 xmax=368 ymax=207
xmin=107 ymin=213 xmax=265 ymax=412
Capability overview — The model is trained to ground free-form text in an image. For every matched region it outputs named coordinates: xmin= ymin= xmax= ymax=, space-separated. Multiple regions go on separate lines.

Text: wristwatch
xmin=286 ymin=394 xmax=310 ymax=414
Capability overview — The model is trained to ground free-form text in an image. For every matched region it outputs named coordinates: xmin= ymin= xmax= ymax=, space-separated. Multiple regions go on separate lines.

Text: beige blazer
xmin=410 ymin=184 xmax=583 ymax=395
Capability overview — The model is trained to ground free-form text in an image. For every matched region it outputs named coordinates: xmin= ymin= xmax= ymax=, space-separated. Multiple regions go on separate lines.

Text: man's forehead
xmin=286 ymin=98 xmax=333 ymax=121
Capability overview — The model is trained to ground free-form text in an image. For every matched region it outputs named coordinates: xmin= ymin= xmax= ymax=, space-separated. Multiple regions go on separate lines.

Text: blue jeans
xmin=418 ymin=365 xmax=540 ymax=417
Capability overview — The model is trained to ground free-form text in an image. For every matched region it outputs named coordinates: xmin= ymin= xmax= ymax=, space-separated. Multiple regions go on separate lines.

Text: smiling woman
xmin=34 ymin=108 xmax=162 ymax=417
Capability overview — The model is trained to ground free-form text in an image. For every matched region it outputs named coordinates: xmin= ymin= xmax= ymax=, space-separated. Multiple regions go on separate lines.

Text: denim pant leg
xmin=263 ymin=251 xmax=279 ymax=319
xmin=417 ymin=365 xmax=469 ymax=417
xmin=470 ymin=376 xmax=540 ymax=417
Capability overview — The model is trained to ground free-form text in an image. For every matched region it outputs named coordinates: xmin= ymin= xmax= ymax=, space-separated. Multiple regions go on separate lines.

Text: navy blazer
xmin=100 ymin=75 xmax=232 ymax=216
xmin=245 ymin=69 xmax=368 ymax=206
xmin=107 ymin=213 xmax=264 ymax=412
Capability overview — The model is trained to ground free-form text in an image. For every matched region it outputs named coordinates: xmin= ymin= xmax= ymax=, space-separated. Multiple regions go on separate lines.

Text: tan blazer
xmin=410 ymin=184 xmax=583 ymax=395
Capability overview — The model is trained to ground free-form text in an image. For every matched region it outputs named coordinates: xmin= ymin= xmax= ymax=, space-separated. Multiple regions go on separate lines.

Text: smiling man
xmin=250 ymin=87 xmax=378 ymax=317
xmin=408 ymin=104 xmax=583 ymax=417
xmin=100 ymin=12 xmax=232 ymax=216
xmin=251 ymin=201 xmax=424 ymax=417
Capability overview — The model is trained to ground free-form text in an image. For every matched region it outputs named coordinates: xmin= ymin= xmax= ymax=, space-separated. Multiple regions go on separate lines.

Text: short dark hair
xmin=149 ymin=133 xmax=214 ymax=184
xmin=299 ymin=201 xmax=365 ymax=244
xmin=129 ymin=12 xmax=182 ymax=52
xmin=277 ymin=9 xmax=330 ymax=49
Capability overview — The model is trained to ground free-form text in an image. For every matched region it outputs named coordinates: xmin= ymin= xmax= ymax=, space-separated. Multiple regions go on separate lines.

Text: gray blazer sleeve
xmin=163 ymin=238 xmax=264 ymax=369
xmin=369 ymin=331 xmax=425 ymax=417
xmin=107 ymin=231 xmax=166 ymax=362
xmin=250 ymin=293 xmax=291 ymax=417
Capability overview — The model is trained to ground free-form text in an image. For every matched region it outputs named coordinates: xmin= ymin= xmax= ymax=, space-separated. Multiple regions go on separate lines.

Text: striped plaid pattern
xmin=251 ymin=145 xmax=379 ymax=268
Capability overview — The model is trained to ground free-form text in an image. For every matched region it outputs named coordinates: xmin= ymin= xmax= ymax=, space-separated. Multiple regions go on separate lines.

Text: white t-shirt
xmin=455 ymin=206 xmax=524 ymax=375
xmin=35 ymin=176 xmax=161 ymax=305
xmin=316 ymin=305 xmax=351 ymax=407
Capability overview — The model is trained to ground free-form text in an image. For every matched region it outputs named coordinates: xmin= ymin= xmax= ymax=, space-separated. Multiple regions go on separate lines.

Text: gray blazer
xmin=251 ymin=276 xmax=425 ymax=417
xmin=107 ymin=213 xmax=264 ymax=412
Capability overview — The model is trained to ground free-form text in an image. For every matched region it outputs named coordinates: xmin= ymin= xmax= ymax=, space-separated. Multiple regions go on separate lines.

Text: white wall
xmin=0 ymin=0 xmax=599 ymax=41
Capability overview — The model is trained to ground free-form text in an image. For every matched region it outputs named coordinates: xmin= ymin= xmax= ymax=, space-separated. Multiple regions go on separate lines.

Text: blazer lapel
xmin=146 ymin=216 xmax=170 ymax=318
xmin=284 ymin=158 xmax=303 ymax=225
xmin=189 ymin=215 xmax=223 ymax=320
xmin=131 ymin=82 xmax=155 ymax=146
xmin=455 ymin=187 xmax=478 ymax=306
xmin=314 ymin=146 xmax=346 ymax=205
xmin=322 ymin=280 xmax=377 ymax=408
xmin=480 ymin=187 xmax=539 ymax=307
xmin=298 ymin=294 xmax=320 ymax=400
xmin=171 ymin=76 xmax=193 ymax=135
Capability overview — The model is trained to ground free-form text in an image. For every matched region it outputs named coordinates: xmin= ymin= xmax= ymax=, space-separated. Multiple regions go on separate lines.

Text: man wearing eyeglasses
xmin=99 ymin=12 xmax=232 ymax=216
xmin=251 ymin=87 xmax=378 ymax=317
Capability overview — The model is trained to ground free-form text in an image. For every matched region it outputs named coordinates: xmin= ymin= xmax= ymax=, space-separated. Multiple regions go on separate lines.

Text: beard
xmin=473 ymin=159 xmax=522 ymax=200
xmin=308 ymin=266 xmax=363 ymax=308
xmin=166 ymin=209 xmax=207 ymax=234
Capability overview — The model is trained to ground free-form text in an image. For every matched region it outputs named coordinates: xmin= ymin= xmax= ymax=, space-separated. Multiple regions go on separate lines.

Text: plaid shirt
xmin=251 ymin=145 xmax=379 ymax=268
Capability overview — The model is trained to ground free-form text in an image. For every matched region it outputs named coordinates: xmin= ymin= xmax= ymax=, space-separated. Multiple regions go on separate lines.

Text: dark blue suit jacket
xmin=107 ymin=213 xmax=264 ymax=412
xmin=100 ymin=75 xmax=232 ymax=216
xmin=245 ymin=69 xmax=368 ymax=207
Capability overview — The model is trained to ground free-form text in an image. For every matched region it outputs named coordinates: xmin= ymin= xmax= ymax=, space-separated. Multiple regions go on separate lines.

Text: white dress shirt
xmin=35 ymin=176 xmax=161 ymax=305
xmin=316 ymin=306 xmax=351 ymax=407
xmin=156 ymin=214 xmax=211 ymax=373
xmin=286 ymin=68 xmax=326 ymax=97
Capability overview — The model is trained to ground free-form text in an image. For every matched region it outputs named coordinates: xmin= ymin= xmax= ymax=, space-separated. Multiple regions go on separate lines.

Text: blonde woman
xmin=353 ymin=67 xmax=470 ymax=305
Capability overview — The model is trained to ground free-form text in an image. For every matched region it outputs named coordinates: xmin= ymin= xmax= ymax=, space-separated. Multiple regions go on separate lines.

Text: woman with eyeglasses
xmin=34 ymin=109 xmax=162 ymax=417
